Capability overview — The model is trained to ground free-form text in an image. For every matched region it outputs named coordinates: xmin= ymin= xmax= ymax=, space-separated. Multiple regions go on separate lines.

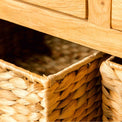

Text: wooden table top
xmin=0 ymin=0 xmax=122 ymax=58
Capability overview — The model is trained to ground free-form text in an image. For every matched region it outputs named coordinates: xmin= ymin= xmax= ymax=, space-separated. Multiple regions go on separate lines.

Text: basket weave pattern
xmin=0 ymin=52 xmax=104 ymax=122
xmin=100 ymin=57 xmax=122 ymax=121
xmin=45 ymin=59 xmax=103 ymax=122
xmin=0 ymin=66 xmax=45 ymax=121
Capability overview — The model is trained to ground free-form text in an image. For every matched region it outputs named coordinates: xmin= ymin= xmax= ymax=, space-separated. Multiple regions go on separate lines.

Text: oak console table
xmin=0 ymin=0 xmax=122 ymax=57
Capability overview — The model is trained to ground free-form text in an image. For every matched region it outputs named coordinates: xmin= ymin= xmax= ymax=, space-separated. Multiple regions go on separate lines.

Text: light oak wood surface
xmin=20 ymin=0 xmax=87 ymax=18
xmin=112 ymin=0 xmax=122 ymax=31
xmin=0 ymin=0 xmax=122 ymax=58
xmin=88 ymin=0 xmax=111 ymax=28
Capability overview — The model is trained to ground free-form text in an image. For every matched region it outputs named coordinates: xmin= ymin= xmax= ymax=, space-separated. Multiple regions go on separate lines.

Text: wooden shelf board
xmin=0 ymin=0 xmax=122 ymax=58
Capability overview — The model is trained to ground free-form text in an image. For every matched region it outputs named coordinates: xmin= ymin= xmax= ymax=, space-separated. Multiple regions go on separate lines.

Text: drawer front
xmin=112 ymin=0 xmax=122 ymax=31
xmin=20 ymin=0 xmax=87 ymax=18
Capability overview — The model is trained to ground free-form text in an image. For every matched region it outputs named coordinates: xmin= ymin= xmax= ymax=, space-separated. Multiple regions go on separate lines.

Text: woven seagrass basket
xmin=0 ymin=51 xmax=105 ymax=122
xmin=100 ymin=56 xmax=122 ymax=121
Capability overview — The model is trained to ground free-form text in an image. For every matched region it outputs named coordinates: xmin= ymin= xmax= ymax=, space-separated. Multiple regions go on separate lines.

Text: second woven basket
xmin=100 ymin=56 xmax=122 ymax=121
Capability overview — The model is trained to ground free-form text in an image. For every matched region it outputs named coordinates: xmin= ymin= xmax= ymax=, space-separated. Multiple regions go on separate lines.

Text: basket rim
xmin=0 ymin=59 xmax=48 ymax=85
xmin=48 ymin=51 xmax=104 ymax=86
xmin=106 ymin=56 xmax=122 ymax=70
xmin=0 ymin=51 xmax=104 ymax=87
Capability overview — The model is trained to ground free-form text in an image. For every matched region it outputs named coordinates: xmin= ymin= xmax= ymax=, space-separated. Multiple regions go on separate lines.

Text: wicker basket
xmin=0 ymin=52 xmax=105 ymax=122
xmin=100 ymin=56 xmax=122 ymax=121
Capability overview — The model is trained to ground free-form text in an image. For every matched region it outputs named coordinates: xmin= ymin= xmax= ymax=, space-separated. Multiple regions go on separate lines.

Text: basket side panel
xmin=46 ymin=56 xmax=104 ymax=121
xmin=0 ymin=62 xmax=46 ymax=122
xmin=100 ymin=60 xmax=122 ymax=121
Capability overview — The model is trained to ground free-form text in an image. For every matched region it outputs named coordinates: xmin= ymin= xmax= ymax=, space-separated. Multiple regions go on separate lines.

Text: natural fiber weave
xmin=100 ymin=56 xmax=122 ymax=121
xmin=0 ymin=52 xmax=105 ymax=122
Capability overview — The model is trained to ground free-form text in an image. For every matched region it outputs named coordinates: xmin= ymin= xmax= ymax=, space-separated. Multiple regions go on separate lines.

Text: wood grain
xmin=112 ymin=0 xmax=122 ymax=31
xmin=20 ymin=0 xmax=87 ymax=18
xmin=0 ymin=0 xmax=122 ymax=58
xmin=88 ymin=0 xmax=111 ymax=28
